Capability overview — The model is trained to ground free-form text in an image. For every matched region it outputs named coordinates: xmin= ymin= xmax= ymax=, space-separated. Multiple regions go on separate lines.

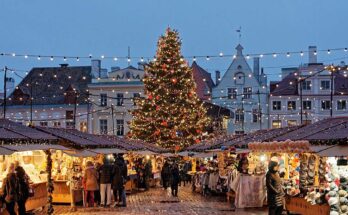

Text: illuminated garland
xmin=129 ymin=28 xmax=211 ymax=149
xmin=45 ymin=150 xmax=54 ymax=215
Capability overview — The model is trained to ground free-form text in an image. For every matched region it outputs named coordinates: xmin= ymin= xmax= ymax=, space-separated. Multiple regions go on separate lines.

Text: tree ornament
xmin=161 ymin=120 xmax=168 ymax=127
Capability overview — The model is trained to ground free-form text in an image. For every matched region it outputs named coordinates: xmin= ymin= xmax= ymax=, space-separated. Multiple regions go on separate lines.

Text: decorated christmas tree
xmin=129 ymin=28 xmax=210 ymax=149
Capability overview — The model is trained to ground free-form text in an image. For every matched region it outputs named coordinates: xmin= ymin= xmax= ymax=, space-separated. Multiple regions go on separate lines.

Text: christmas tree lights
xmin=129 ymin=28 xmax=210 ymax=149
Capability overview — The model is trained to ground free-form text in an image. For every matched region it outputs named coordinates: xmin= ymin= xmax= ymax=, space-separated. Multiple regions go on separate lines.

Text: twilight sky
xmin=0 ymin=0 xmax=347 ymax=87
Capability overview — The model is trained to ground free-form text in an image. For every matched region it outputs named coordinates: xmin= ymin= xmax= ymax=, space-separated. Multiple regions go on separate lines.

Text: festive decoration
xmin=129 ymin=28 xmax=210 ymax=148
xmin=45 ymin=149 xmax=54 ymax=215
xmin=248 ymin=140 xmax=310 ymax=153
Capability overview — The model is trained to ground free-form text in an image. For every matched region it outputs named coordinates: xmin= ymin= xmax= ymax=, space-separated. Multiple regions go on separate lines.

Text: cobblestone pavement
xmin=39 ymin=185 xmax=267 ymax=215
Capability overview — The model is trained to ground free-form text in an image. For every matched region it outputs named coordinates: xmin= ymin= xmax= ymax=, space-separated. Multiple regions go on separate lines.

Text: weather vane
xmin=236 ymin=26 xmax=242 ymax=44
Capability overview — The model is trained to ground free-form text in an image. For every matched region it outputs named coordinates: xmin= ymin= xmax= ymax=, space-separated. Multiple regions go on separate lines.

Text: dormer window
xmin=235 ymin=72 xmax=245 ymax=85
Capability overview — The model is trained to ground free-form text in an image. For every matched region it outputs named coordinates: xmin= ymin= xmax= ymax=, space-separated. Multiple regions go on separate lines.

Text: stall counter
xmin=286 ymin=197 xmax=330 ymax=215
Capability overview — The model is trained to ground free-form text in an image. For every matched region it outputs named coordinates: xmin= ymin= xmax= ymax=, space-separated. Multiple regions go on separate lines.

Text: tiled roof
xmin=191 ymin=62 xmax=215 ymax=100
xmin=7 ymin=65 xmax=92 ymax=106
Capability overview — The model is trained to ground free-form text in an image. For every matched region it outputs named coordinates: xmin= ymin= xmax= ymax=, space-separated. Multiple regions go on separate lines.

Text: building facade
xmin=3 ymin=63 xmax=93 ymax=132
xmin=88 ymin=65 xmax=144 ymax=136
xmin=269 ymin=46 xmax=348 ymax=128
xmin=212 ymin=44 xmax=268 ymax=134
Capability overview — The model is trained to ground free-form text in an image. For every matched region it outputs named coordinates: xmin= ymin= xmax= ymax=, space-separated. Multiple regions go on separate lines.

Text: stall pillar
xmin=45 ymin=150 xmax=54 ymax=215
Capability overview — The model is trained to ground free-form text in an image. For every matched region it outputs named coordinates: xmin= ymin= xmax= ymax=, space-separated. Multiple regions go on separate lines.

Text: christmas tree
xmin=129 ymin=28 xmax=210 ymax=149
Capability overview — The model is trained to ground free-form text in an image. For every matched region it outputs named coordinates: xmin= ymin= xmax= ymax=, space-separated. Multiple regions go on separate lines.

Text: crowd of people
xmin=1 ymin=161 xmax=31 ymax=215
xmin=83 ymin=154 xmax=128 ymax=208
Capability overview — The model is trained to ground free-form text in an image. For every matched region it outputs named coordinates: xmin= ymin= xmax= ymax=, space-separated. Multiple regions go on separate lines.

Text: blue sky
xmin=0 ymin=0 xmax=347 ymax=87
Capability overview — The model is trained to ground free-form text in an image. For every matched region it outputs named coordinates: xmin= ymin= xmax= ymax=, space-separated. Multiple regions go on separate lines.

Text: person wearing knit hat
xmin=266 ymin=161 xmax=284 ymax=215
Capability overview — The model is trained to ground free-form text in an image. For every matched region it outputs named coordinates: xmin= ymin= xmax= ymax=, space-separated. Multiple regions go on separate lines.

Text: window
xmin=133 ymin=93 xmax=140 ymax=105
xmin=40 ymin=121 xmax=48 ymax=127
xmin=116 ymin=119 xmax=124 ymax=136
xmin=53 ymin=122 xmax=61 ymax=127
xmin=301 ymin=81 xmax=311 ymax=90
xmin=321 ymin=100 xmax=331 ymax=110
xmin=252 ymin=109 xmax=260 ymax=123
xmin=235 ymin=109 xmax=244 ymax=123
xmin=235 ymin=131 xmax=245 ymax=135
xmin=235 ymin=72 xmax=244 ymax=85
xmin=273 ymin=101 xmax=281 ymax=110
xmin=66 ymin=121 xmax=75 ymax=129
xmin=243 ymin=87 xmax=252 ymax=99
xmin=100 ymin=94 xmax=107 ymax=107
xmin=287 ymin=101 xmax=296 ymax=110
xmin=272 ymin=120 xmax=281 ymax=128
xmin=303 ymin=101 xmax=312 ymax=110
xmin=338 ymin=100 xmax=347 ymax=110
xmin=100 ymin=119 xmax=108 ymax=134
xmin=320 ymin=80 xmax=330 ymax=90
xmin=116 ymin=93 xmax=124 ymax=106
xmin=227 ymin=88 xmax=237 ymax=99
xmin=80 ymin=122 xmax=87 ymax=132
xmin=287 ymin=120 xmax=297 ymax=127
xmin=66 ymin=110 xmax=74 ymax=120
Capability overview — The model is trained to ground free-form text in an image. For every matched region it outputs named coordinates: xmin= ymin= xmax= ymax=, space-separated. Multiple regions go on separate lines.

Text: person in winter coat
xmin=15 ymin=165 xmax=30 ymax=215
xmin=171 ymin=163 xmax=180 ymax=197
xmin=1 ymin=163 xmax=17 ymax=215
xmin=83 ymin=161 xmax=99 ymax=207
xmin=161 ymin=161 xmax=171 ymax=189
xmin=112 ymin=156 xmax=127 ymax=207
xmin=98 ymin=158 xmax=113 ymax=207
xmin=266 ymin=160 xmax=284 ymax=215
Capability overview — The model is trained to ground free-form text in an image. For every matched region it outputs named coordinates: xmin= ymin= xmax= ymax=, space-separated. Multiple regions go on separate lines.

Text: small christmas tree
xmin=129 ymin=28 xmax=210 ymax=149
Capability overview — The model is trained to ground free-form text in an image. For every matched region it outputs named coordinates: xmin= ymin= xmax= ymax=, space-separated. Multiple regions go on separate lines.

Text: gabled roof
xmin=7 ymin=65 xmax=92 ymax=106
xmin=191 ymin=62 xmax=215 ymax=100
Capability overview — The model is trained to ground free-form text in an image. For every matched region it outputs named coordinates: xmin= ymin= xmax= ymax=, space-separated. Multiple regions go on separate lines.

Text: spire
xmin=235 ymin=44 xmax=244 ymax=56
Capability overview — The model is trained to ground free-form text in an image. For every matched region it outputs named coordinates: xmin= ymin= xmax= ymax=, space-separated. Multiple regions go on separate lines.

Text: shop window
xmin=337 ymin=100 xmax=346 ymax=110
xmin=303 ymin=101 xmax=312 ymax=110
xmin=243 ymin=87 xmax=252 ymax=99
xmin=287 ymin=120 xmax=297 ymax=127
xmin=235 ymin=109 xmax=244 ymax=123
xmin=273 ymin=101 xmax=281 ymax=110
xmin=320 ymin=80 xmax=330 ymax=90
xmin=133 ymin=93 xmax=140 ymax=106
xmin=272 ymin=120 xmax=281 ymax=128
xmin=321 ymin=100 xmax=331 ymax=110
xmin=301 ymin=81 xmax=311 ymax=91
xmin=287 ymin=101 xmax=296 ymax=110
xmin=66 ymin=110 xmax=74 ymax=120
xmin=252 ymin=109 xmax=260 ymax=123
xmin=40 ymin=121 xmax=48 ymax=127
xmin=100 ymin=119 xmax=108 ymax=134
xmin=116 ymin=93 xmax=124 ymax=106
xmin=53 ymin=121 xmax=61 ymax=127
xmin=116 ymin=119 xmax=124 ymax=136
xmin=100 ymin=94 xmax=107 ymax=107
xmin=227 ymin=88 xmax=237 ymax=99
xmin=80 ymin=121 xmax=87 ymax=133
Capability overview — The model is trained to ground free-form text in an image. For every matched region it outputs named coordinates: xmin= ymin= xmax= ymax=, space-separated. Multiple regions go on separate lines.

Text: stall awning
xmin=177 ymin=151 xmax=196 ymax=157
xmin=90 ymin=148 xmax=126 ymax=154
xmin=64 ymin=150 xmax=97 ymax=157
xmin=133 ymin=150 xmax=158 ymax=156
xmin=0 ymin=146 xmax=15 ymax=155
xmin=1 ymin=144 xmax=69 ymax=152
xmin=161 ymin=153 xmax=176 ymax=157
xmin=193 ymin=152 xmax=216 ymax=158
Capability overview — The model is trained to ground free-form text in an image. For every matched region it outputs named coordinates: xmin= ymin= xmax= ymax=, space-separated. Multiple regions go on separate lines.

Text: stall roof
xmin=275 ymin=117 xmax=348 ymax=142
xmin=2 ymin=144 xmax=69 ymax=152
xmin=0 ymin=119 xmax=57 ymax=141
xmin=90 ymin=148 xmax=126 ymax=154
xmin=0 ymin=146 xmax=15 ymax=155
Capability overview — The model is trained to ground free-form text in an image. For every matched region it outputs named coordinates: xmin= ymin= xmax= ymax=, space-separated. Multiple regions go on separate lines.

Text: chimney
xmin=253 ymin=57 xmax=260 ymax=80
xmin=308 ymin=46 xmax=317 ymax=64
xmin=91 ymin=59 xmax=101 ymax=78
xmin=215 ymin=70 xmax=221 ymax=85
xmin=60 ymin=64 xmax=69 ymax=68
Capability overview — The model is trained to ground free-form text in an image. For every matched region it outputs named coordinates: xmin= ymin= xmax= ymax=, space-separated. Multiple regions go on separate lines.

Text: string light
xmin=286 ymin=52 xmax=290 ymax=58
xmin=327 ymin=49 xmax=331 ymax=54
xmin=50 ymin=56 xmax=54 ymax=61
xmin=113 ymin=57 xmax=118 ymax=61
xmin=300 ymin=51 xmax=304 ymax=57
xmin=37 ymin=56 xmax=41 ymax=60
xmin=24 ymin=55 xmax=28 ymax=59
xmin=273 ymin=53 xmax=277 ymax=58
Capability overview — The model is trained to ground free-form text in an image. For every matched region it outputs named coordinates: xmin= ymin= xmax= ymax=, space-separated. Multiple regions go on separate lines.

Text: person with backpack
xmin=15 ymin=164 xmax=30 ymax=215
xmin=1 ymin=163 xmax=18 ymax=215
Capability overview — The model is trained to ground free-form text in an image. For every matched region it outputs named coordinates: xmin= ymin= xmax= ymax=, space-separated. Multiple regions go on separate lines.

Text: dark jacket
xmin=266 ymin=161 xmax=283 ymax=207
xmin=1 ymin=173 xmax=18 ymax=203
xmin=16 ymin=166 xmax=30 ymax=201
xmin=112 ymin=160 xmax=128 ymax=190
xmin=161 ymin=163 xmax=171 ymax=181
xmin=171 ymin=166 xmax=180 ymax=185
xmin=98 ymin=164 xmax=113 ymax=184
